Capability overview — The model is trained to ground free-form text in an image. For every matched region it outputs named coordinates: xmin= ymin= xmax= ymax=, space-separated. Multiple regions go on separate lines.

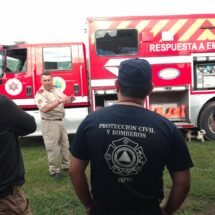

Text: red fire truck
xmin=0 ymin=42 xmax=89 ymax=135
xmin=1 ymin=14 xmax=215 ymax=140
xmin=87 ymin=14 xmax=215 ymax=140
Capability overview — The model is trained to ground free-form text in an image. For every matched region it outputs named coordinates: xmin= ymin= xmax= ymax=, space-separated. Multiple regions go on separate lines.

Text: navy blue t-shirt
xmin=70 ymin=104 xmax=193 ymax=210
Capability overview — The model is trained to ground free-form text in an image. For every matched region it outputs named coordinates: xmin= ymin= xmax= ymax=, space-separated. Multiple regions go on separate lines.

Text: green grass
xmin=20 ymin=137 xmax=215 ymax=215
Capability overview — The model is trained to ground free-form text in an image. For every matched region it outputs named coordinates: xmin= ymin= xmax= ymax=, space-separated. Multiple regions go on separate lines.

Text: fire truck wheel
xmin=199 ymin=102 xmax=215 ymax=141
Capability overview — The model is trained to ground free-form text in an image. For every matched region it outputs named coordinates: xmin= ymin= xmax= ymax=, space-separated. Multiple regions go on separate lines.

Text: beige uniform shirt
xmin=35 ymin=86 xmax=65 ymax=120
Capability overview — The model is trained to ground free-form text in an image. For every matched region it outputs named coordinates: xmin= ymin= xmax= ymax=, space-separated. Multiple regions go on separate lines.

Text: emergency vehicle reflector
xmin=159 ymin=68 xmax=180 ymax=80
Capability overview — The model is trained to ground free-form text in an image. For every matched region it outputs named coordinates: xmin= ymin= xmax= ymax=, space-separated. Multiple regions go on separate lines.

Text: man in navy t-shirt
xmin=69 ymin=58 xmax=193 ymax=215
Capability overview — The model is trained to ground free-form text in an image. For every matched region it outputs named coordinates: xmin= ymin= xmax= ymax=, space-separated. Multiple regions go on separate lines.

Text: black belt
xmin=42 ymin=118 xmax=62 ymax=121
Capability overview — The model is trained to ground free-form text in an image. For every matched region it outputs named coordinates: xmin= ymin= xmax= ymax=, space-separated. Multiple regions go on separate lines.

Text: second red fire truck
xmin=1 ymin=14 xmax=215 ymax=140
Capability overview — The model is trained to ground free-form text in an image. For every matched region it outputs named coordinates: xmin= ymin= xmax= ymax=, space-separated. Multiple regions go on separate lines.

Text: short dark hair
xmin=40 ymin=71 xmax=52 ymax=78
xmin=118 ymin=82 xmax=151 ymax=99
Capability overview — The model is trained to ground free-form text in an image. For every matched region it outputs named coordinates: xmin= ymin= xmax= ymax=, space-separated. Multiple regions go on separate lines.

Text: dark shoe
xmin=50 ymin=173 xmax=63 ymax=180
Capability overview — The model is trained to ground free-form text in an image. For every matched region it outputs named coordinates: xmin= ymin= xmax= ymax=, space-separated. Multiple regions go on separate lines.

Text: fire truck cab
xmin=87 ymin=15 xmax=215 ymax=140
xmin=0 ymin=42 xmax=89 ymax=136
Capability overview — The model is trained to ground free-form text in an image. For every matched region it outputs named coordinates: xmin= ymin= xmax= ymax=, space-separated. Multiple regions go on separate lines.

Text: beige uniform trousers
xmin=41 ymin=120 xmax=70 ymax=175
xmin=0 ymin=187 xmax=32 ymax=215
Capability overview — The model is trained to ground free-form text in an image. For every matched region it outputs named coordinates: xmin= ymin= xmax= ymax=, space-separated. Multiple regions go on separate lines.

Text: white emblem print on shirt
xmin=104 ymin=137 xmax=147 ymax=176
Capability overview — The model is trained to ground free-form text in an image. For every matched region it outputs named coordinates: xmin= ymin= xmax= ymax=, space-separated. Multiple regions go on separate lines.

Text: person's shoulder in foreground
xmin=0 ymin=94 xmax=36 ymax=215
xmin=0 ymin=94 xmax=36 ymax=135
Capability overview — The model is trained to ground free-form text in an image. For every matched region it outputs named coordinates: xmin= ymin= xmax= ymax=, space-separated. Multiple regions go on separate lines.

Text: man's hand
xmin=60 ymin=95 xmax=75 ymax=103
xmin=70 ymin=95 xmax=76 ymax=102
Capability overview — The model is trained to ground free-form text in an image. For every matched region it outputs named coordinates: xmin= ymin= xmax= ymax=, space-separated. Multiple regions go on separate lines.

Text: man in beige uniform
xmin=35 ymin=72 xmax=75 ymax=179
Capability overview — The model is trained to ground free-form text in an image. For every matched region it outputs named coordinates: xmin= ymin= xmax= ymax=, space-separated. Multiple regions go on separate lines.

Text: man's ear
xmin=148 ymin=83 xmax=154 ymax=95
xmin=115 ymin=80 xmax=119 ymax=92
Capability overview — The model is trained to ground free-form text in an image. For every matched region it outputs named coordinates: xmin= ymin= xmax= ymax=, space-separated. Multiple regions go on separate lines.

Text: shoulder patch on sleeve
xmin=38 ymin=89 xmax=44 ymax=94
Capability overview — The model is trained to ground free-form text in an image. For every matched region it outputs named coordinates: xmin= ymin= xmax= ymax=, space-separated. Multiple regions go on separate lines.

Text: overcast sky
xmin=1 ymin=0 xmax=215 ymax=44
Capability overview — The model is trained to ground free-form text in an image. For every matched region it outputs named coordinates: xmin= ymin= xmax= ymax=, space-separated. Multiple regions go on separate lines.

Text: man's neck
xmin=118 ymin=96 xmax=145 ymax=108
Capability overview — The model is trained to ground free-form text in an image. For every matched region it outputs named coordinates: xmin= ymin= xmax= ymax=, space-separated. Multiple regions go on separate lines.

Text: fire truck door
xmin=0 ymin=47 xmax=34 ymax=104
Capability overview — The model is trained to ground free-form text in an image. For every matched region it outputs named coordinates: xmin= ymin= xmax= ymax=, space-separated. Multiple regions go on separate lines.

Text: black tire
xmin=199 ymin=102 xmax=215 ymax=140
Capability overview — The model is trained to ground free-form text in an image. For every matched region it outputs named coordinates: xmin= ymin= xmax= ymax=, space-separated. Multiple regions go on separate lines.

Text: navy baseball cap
xmin=118 ymin=58 xmax=152 ymax=89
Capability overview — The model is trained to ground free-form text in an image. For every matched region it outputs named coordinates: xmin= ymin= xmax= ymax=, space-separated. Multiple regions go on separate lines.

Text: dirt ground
xmin=194 ymin=205 xmax=215 ymax=215
xmin=205 ymin=206 xmax=215 ymax=215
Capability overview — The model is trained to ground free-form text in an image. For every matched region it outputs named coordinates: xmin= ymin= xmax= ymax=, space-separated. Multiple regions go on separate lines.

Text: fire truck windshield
xmin=6 ymin=49 xmax=27 ymax=73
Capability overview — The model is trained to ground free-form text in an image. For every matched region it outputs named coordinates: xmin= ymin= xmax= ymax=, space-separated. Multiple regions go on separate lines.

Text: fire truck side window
xmin=194 ymin=57 xmax=215 ymax=90
xmin=95 ymin=29 xmax=138 ymax=56
xmin=43 ymin=47 xmax=72 ymax=71
xmin=6 ymin=49 xmax=27 ymax=73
